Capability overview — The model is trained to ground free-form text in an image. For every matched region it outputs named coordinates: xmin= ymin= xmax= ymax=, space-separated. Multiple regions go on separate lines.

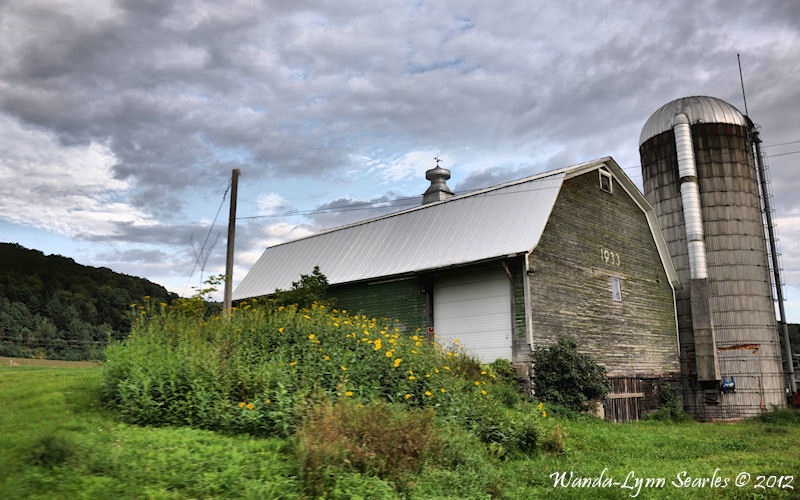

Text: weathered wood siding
xmin=528 ymin=170 xmax=679 ymax=379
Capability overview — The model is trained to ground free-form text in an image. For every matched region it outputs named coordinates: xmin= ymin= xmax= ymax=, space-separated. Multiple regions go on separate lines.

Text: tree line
xmin=0 ymin=243 xmax=177 ymax=360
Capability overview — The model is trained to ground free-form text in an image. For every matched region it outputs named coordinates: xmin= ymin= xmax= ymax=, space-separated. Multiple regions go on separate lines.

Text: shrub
xmin=489 ymin=358 xmax=518 ymax=383
xmin=757 ymin=407 xmax=800 ymax=425
xmin=542 ymin=423 xmax=566 ymax=454
xmin=531 ymin=336 xmax=608 ymax=412
xmin=294 ymin=398 xmax=440 ymax=496
xmin=646 ymin=382 xmax=689 ymax=422
xmin=272 ymin=265 xmax=330 ymax=309
xmin=446 ymin=396 xmax=540 ymax=459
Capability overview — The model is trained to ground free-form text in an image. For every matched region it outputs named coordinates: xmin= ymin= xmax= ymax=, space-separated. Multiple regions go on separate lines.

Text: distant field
xmin=0 ymin=356 xmax=101 ymax=368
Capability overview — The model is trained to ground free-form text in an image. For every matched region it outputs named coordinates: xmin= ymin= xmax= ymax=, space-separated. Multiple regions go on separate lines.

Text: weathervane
xmin=434 ymin=155 xmax=442 ymax=167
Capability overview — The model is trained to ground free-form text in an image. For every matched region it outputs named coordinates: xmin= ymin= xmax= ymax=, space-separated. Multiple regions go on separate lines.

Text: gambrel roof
xmin=234 ymin=157 xmax=679 ymax=299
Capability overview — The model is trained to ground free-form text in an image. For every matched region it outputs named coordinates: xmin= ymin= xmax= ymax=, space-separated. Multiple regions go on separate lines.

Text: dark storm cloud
xmin=2 ymin=0 xmax=800 ymax=297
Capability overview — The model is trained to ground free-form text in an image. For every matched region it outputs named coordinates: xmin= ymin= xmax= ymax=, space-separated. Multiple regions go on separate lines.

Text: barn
xmin=234 ymin=157 xmax=682 ymax=420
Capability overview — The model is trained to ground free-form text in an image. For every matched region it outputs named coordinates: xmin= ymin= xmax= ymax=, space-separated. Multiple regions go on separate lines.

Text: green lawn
xmin=1 ymin=365 xmax=798 ymax=499
xmin=0 ymin=366 xmax=298 ymax=499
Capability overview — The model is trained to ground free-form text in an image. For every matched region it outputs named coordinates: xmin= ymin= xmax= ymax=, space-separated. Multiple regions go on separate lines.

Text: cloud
xmin=0 ymin=114 xmax=155 ymax=237
xmin=257 ymin=193 xmax=293 ymax=216
xmin=1 ymin=0 xmax=800 ymax=315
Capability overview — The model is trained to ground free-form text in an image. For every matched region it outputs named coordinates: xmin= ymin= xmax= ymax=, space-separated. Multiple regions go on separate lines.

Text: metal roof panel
xmin=233 ymin=168 xmax=567 ymax=299
xmin=639 ymin=96 xmax=747 ymax=145
xmin=233 ymin=157 xmax=681 ymax=299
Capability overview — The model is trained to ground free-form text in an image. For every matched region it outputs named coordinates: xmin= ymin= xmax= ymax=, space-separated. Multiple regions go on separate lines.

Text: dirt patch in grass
xmin=0 ymin=356 xmax=101 ymax=369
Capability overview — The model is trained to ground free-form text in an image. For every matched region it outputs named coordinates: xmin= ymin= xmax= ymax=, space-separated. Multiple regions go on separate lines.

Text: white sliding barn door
xmin=433 ymin=267 xmax=512 ymax=363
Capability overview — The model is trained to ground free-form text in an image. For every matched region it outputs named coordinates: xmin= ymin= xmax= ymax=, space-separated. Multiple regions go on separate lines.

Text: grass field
xmin=1 ymin=364 xmax=798 ymax=499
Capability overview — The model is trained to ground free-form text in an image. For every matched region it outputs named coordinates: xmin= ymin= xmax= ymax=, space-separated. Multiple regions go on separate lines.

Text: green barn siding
xmin=509 ymin=258 xmax=531 ymax=365
xmin=330 ymin=278 xmax=427 ymax=333
xmin=529 ymin=171 xmax=679 ymax=378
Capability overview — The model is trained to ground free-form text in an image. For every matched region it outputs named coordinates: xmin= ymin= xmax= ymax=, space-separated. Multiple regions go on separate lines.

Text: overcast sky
xmin=2 ymin=0 xmax=800 ymax=319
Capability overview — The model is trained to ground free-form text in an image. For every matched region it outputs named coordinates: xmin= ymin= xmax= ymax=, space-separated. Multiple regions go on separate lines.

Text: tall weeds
xmin=102 ymin=300 xmax=513 ymax=438
xmin=295 ymin=398 xmax=440 ymax=495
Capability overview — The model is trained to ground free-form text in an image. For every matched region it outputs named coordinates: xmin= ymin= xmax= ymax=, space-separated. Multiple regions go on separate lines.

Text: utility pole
xmin=223 ymin=168 xmax=240 ymax=313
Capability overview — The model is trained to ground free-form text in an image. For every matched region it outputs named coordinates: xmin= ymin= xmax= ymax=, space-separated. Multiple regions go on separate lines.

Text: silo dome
xmin=639 ymin=96 xmax=748 ymax=146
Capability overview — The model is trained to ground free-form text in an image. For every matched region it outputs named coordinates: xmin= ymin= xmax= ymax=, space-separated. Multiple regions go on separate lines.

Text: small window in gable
xmin=599 ymin=168 xmax=613 ymax=194
xmin=611 ymin=277 xmax=622 ymax=302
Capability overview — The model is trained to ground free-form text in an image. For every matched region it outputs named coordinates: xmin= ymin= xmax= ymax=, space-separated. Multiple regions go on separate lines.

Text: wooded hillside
xmin=0 ymin=243 xmax=177 ymax=360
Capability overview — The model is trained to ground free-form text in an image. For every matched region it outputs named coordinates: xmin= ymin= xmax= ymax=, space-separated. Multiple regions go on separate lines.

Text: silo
xmin=639 ymin=96 xmax=786 ymax=420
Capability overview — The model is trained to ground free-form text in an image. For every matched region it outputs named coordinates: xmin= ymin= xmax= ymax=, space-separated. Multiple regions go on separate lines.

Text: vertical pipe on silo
xmin=673 ymin=113 xmax=721 ymax=383
xmin=673 ymin=114 xmax=707 ymax=280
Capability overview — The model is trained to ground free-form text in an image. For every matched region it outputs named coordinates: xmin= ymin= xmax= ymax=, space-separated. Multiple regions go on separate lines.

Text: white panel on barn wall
xmin=433 ymin=267 xmax=512 ymax=363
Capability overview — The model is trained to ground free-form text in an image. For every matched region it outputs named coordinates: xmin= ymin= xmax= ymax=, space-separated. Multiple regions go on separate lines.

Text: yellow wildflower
xmin=239 ymin=402 xmax=246 ymax=408
xmin=393 ymin=358 xmax=402 ymax=367
xmin=474 ymin=381 xmax=480 ymax=386
xmin=374 ymin=339 xmax=382 ymax=350
xmin=345 ymin=391 xmax=354 ymax=397
xmin=405 ymin=393 xmax=412 ymax=399
xmin=340 ymin=366 xmax=347 ymax=371
xmin=481 ymin=390 xmax=487 ymax=395
xmin=537 ymin=402 xmax=543 ymax=411
xmin=308 ymin=334 xmax=316 ymax=340
xmin=425 ymin=391 xmax=432 ymax=397
xmin=409 ymin=375 xmax=416 ymax=380
xmin=246 ymin=403 xmax=254 ymax=410
xmin=278 ymin=327 xmax=284 ymax=333
xmin=440 ymin=388 xmax=446 ymax=393
xmin=542 ymin=411 xmax=547 ymax=418
xmin=385 ymin=350 xmax=394 ymax=357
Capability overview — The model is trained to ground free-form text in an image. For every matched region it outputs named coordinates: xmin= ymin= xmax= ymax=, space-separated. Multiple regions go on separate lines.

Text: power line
xmin=765 ymin=149 xmax=800 ymax=159
xmin=237 ymin=196 xmax=422 ymax=220
xmin=235 ymin=147 xmax=799 ymax=224
xmin=183 ymin=178 xmax=233 ymax=294
xmin=763 ymin=139 xmax=800 ymax=149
